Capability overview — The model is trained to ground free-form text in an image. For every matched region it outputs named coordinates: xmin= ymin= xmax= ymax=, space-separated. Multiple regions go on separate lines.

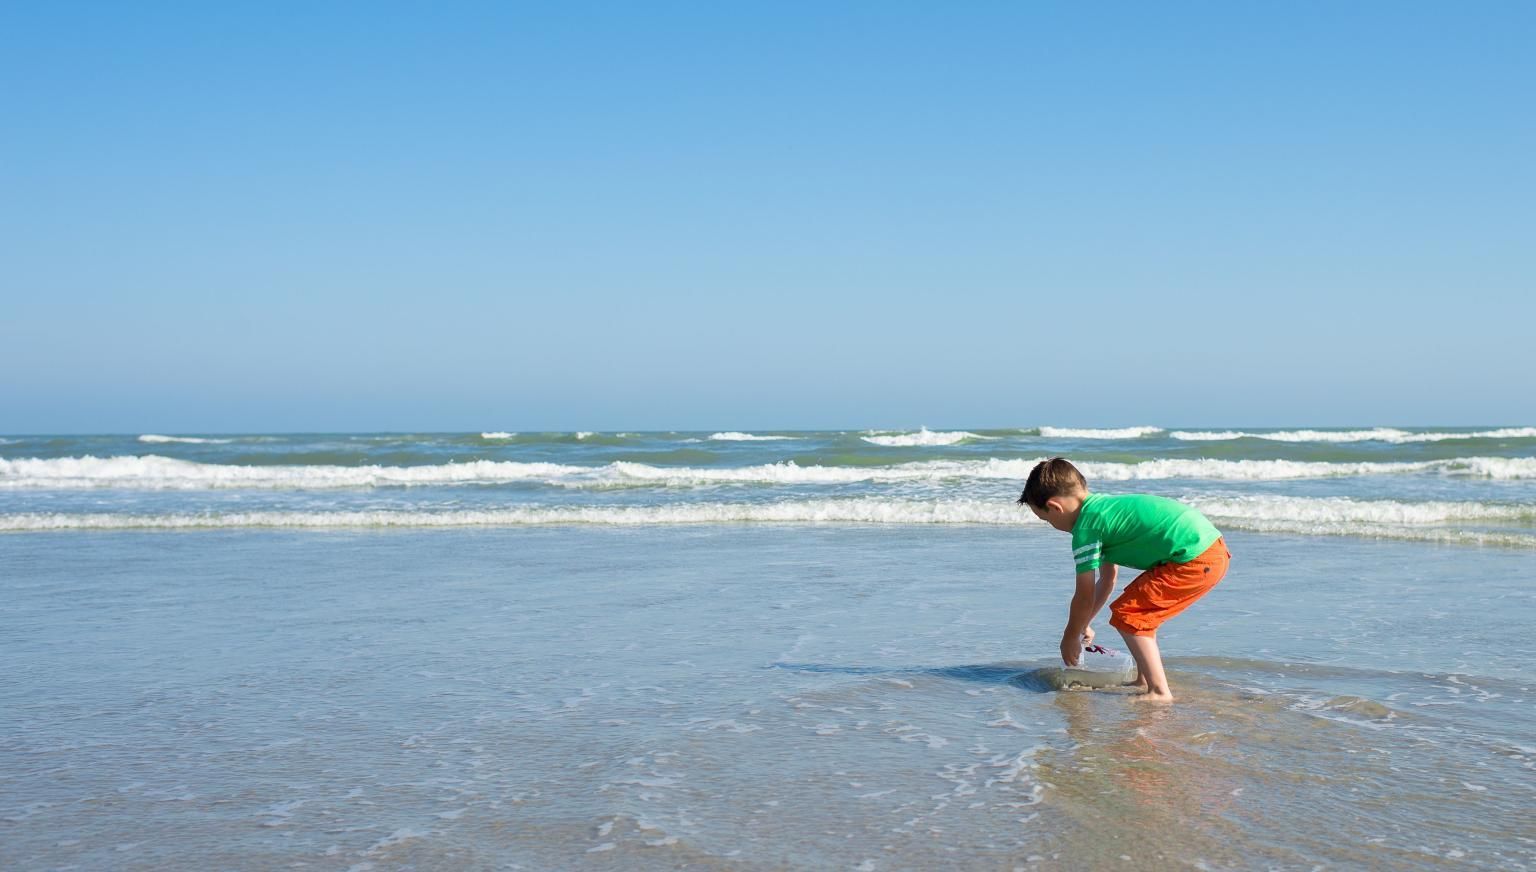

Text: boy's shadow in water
xmin=770 ymin=661 xmax=1096 ymax=693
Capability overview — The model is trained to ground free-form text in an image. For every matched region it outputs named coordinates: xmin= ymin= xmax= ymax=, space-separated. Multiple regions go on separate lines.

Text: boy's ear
xmin=1044 ymin=497 xmax=1065 ymax=514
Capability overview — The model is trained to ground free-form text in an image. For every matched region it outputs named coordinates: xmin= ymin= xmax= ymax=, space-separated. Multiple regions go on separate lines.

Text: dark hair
xmin=1017 ymin=457 xmax=1087 ymax=508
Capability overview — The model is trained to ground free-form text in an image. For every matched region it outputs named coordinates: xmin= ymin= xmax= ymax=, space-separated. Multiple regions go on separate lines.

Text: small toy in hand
xmin=1083 ymin=644 xmax=1108 ymax=655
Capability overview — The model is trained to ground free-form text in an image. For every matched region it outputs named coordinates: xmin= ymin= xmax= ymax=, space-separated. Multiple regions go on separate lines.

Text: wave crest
xmin=1038 ymin=426 xmax=1163 ymax=440
xmin=1170 ymin=427 xmax=1536 ymax=443
xmin=1191 ymin=494 xmax=1536 ymax=525
xmin=138 ymin=434 xmax=233 ymax=444
xmin=6 ymin=494 xmax=1534 ymax=548
xmin=5 ymin=454 xmax=1535 ymax=490
xmin=0 ymin=499 xmax=1028 ymax=531
xmin=862 ymin=428 xmax=984 ymax=447
xmin=708 ymin=432 xmax=798 ymax=441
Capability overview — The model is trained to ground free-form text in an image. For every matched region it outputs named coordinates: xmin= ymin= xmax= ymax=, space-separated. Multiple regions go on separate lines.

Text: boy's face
xmin=1028 ymin=494 xmax=1082 ymax=532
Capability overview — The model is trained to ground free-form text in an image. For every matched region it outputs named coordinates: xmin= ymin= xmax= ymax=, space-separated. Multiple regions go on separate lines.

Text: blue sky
xmin=3 ymin=2 xmax=1532 ymax=433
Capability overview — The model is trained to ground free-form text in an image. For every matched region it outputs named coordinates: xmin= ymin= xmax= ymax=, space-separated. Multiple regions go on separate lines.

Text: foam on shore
xmin=5 ymin=495 xmax=1535 ymax=547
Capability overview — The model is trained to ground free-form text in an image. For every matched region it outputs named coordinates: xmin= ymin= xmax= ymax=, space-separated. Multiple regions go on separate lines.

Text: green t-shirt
xmin=1070 ymin=493 xmax=1222 ymax=573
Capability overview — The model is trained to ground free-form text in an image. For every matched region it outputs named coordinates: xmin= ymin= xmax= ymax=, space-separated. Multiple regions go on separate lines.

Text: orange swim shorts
xmin=1108 ymin=538 xmax=1230 ymax=637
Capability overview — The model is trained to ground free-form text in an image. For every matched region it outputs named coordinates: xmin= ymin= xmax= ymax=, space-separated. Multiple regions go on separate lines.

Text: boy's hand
xmin=1060 ymin=634 xmax=1081 ymax=667
xmin=1081 ymin=625 xmax=1095 ymax=647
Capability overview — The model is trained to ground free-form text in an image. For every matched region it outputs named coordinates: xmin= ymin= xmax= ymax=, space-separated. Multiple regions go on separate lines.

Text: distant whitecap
xmin=1170 ymin=427 xmax=1536 ymax=443
xmin=708 ymin=432 xmax=798 ymax=441
xmin=1037 ymin=426 xmax=1163 ymax=440
xmin=862 ymin=428 xmax=983 ymax=447
xmin=137 ymin=434 xmax=233 ymax=444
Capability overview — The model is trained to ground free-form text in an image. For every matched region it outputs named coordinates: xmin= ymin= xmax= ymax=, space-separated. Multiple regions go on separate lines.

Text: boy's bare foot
xmin=1117 ymin=632 xmax=1172 ymax=702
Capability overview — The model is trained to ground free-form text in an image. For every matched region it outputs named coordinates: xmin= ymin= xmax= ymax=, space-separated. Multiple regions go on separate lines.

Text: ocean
xmin=3 ymin=427 xmax=1534 ymax=869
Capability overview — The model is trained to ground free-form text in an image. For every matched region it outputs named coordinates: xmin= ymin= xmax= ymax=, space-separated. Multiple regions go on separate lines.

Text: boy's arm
xmin=1060 ymin=570 xmax=1098 ymax=665
xmin=1091 ymin=564 xmax=1118 ymax=620
xmin=1061 ymin=565 xmax=1119 ymax=665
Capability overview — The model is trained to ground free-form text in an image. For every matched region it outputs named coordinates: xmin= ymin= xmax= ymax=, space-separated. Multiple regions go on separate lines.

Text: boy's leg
xmin=1117 ymin=629 xmax=1173 ymax=702
xmin=1107 ymin=539 xmax=1230 ymax=703
xmin=1122 ymin=656 xmax=1149 ymax=692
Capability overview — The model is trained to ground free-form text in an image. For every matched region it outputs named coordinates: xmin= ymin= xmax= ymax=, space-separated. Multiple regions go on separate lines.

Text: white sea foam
xmin=7 ymin=496 xmax=1534 ymax=547
xmin=1173 ymin=428 xmax=1418 ymax=443
xmin=0 ymin=455 xmax=1013 ymax=489
xmin=0 ymin=455 xmax=590 ymax=489
xmin=1165 ymin=430 xmax=1247 ymax=441
xmin=480 ymin=432 xmax=516 ymax=440
xmin=137 ymin=434 xmax=233 ymax=444
xmin=1187 ymin=494 xmax=1536 ymax=547
xmin=1170 ymin=427 xmax=1536 ymax=443
xmin=5 ymin=454 xmax=1536 ymax=490
xmin=1200 ymin=518 xmax=1536 ymax=548
xmin=1038 ymin=426 xmax=1163 ymax=440
xmin=708 ymin=432 xmax=798 ymax=441
xmin=862 ymin=428 xmax=984 ymax=447
xmin=1188 ymin=494 xmax=1536 ymax=526
xmin=1077 ymin=457 xmax=1536 ymax=481
xmin=575 ymin=432 xmax=595 ymax=440
xmin=0 ymin=499 xmax=1027 ymax=531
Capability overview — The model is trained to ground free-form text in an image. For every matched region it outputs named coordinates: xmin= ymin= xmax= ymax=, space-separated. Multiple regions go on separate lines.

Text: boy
xmin=1017 ymin=457 xmax=1230 ymax=702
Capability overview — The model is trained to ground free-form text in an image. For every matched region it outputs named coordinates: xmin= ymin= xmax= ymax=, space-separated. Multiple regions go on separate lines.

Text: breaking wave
xmin=5 ymin=494 xmax=1534 ymax=547
xmin=1170 ymin=427 xmax=1536 ymax=443
xmin=0 ymin=499 xmax=1026 ymax=531
xmin=708 ymin=433 xmax=798 ymax=441
xmin=1037 ymin=426 xmax=1164 ymax=440
xmin=862 ymin=428 xmax=985 ymax=447
xmin=1189 ymin=494 xmax=1536 ymax=525
xmin=138 ymin=434 xmax=234 ymax=444
xmin=5 ymin=455 xmax=1536 ymax=490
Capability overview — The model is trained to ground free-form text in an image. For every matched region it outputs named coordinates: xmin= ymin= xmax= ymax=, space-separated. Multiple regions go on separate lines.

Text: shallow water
xmin=3 ymin=525 xmax=1532 ymax=870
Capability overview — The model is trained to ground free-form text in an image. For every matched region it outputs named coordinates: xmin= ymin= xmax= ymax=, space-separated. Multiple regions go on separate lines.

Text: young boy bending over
xmin=1018 ymin=458 xmax=1231 ymax=702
